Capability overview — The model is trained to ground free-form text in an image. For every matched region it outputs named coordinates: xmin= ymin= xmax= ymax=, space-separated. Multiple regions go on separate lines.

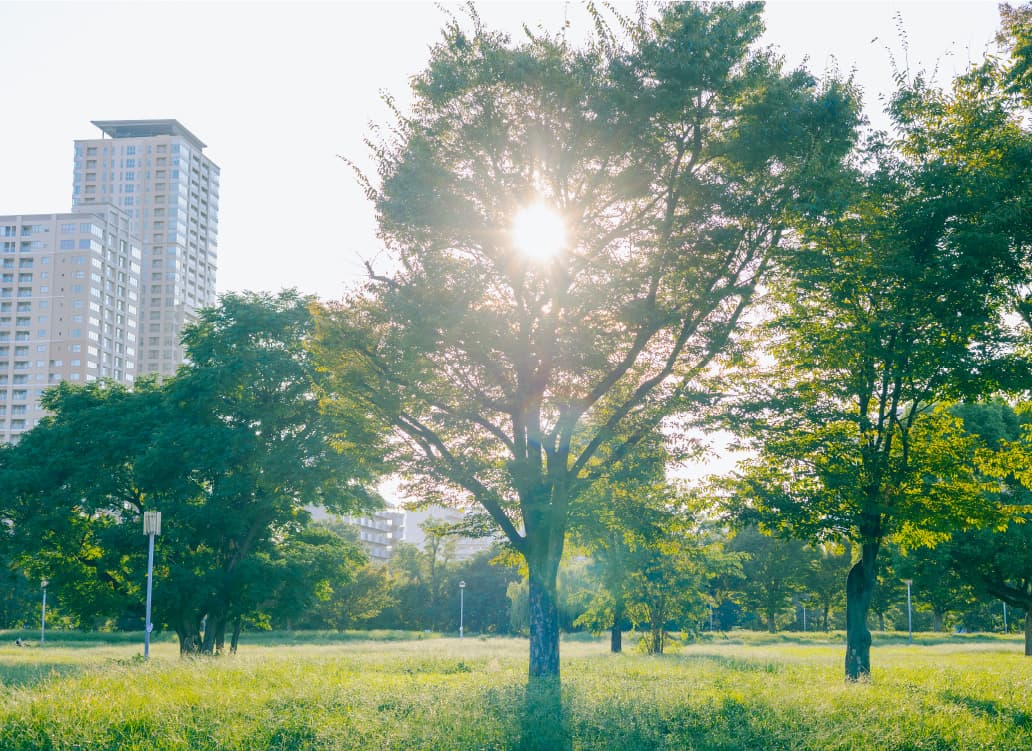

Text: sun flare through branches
xmin=511 ymin=202 xmax=566 ymax=262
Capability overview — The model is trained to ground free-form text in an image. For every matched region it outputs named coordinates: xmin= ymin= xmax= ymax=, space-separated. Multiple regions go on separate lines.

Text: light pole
xmin=40 ymin=578 xmax=48 ymax=644
xmin=459 ymin=580 xmax=466 ymax=639
xmin=143 ymin=511 xmax=162 ymax=659
xmin=1003 ymin=601 xmax=1008 ymax=633
xmin=902 ymin=579 xmax=913 ymax=644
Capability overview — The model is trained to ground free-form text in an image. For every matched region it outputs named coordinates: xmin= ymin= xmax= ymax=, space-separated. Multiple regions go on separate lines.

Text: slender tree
xmin=726 ymin=526 xmax=811 ymax=633
xmin=725 ymin=117 xmax=1030 ymax=678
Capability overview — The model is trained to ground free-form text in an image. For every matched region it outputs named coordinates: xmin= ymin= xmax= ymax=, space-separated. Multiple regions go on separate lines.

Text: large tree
xmin=1 ymin=291 xmax=383 ymax=652
xmin=315 ymin=1 xmax=857 ymax=680
xmin=152 ymin=291 xmax=385 ymax=652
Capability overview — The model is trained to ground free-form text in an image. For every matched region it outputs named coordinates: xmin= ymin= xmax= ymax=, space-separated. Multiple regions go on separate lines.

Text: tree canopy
xmin=722 ymin=35 xmax=1032 ymax=676
xmin=0 ymin=291 xmax=384 ymax=653
xmin=315 ymin=0 xmax=859 ymax=680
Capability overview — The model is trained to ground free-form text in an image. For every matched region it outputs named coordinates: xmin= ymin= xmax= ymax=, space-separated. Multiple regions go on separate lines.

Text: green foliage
xmin=726 ymin=527 xmax=812 ymax=633
xmin=803 ymin=542 xmax=852 ymax=631
xmin=0 ymin=559 xmax=37 ymax=630
xmin=315 ymin=0 xmax=859 ymax=677
xmin=892 ymin=543 xmax=977 ymax=633
xmin=0 ymin=291 xmax=384 ymax=653
xmin=720 ymin=37 xmax=1032 ymax=672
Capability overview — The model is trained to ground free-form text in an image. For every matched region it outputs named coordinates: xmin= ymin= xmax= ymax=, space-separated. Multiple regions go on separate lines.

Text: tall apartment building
xmin=330 ymin=506 xmax=497 ymax=563
xmin=72 ymin=120 xmax=219 ymax=377
xmin=0 ymin=207 xmax=141 ymax=443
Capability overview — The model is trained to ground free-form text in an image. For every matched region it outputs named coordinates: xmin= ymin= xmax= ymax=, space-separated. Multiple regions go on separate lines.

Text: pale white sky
xmin=0 ymin=0 xmax=1004 ymax=303
xmin=0 ymin=0 xmax=1006 ymax=490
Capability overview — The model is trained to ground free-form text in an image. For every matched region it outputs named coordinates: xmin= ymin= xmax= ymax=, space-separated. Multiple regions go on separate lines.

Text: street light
xmin=459 ymin=580 xmax=466 ymax=639
xmin=143 ymin=511 xmax=162 ymax=659
xmin=902 ymin=579 xmax=914 ymax=644
xmin=40 ymin=578 xmax=48 ymax=644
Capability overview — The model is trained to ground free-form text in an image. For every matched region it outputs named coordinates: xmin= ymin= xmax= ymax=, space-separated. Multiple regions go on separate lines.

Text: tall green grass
xmin=1 ymin=634 xmax=1028 ymax=750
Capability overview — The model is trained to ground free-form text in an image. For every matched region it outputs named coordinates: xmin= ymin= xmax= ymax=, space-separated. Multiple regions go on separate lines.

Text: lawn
xmin=0 ymin=631 xmax=1028 ymax=750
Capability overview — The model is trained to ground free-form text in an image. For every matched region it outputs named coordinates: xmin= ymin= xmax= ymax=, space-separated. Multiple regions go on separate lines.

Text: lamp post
xmin=1003 ymin=601 xmax=1008 ymax=633
xmin=902 ymin=579 xmax=913 ymax=644
xmin=459 ymin=580 xmax=466 ymax=639
xmin=40 ymin=578 xmax=48 ymax=644
xmin=143 ymin=511 xmax=162 ymax=659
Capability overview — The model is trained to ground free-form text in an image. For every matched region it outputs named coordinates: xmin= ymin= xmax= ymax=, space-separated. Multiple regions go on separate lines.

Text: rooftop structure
xmin=91 ymin=120 xmax=207 ymax=150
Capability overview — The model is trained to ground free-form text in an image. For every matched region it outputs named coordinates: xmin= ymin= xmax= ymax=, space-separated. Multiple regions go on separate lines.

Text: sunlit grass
xmin=0 ymin=632 xmax=1029 ymax=750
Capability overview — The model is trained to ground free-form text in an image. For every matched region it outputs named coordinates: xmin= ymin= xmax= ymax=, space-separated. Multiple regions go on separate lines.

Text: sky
xmin=0 ymin=0 xmax=1007 ymax=303
xmin=0 ymin=1 xmax=1008 ymax=486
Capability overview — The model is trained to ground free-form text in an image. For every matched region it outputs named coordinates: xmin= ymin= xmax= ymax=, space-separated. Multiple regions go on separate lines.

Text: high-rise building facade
xmin=0 ymin=206 xmax=141 ymax=443
xmin=72 ymin=120 xmax=219 ymax=376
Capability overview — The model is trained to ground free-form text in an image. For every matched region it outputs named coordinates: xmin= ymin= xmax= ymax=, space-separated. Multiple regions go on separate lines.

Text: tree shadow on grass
xmin=0 ymin=660 xmax=84 ymax=688
xmin=939 ymin=690 xmax=1032 ymax=730
xmin=519 ymin=677 xmax=571 ymax=751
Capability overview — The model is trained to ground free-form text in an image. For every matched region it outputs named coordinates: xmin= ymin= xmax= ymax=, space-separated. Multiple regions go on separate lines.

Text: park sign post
xmin=143 ymin=511 xmax=162 ymax=659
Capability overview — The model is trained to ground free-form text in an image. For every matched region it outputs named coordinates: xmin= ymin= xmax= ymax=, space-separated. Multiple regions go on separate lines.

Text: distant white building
xmin=0 ymin=206 xmax=141 ymax=443
xmin=316 ymin=504 xmax=498 ymax=562
xmin=337 ymin=509 xmax=404 ymax=562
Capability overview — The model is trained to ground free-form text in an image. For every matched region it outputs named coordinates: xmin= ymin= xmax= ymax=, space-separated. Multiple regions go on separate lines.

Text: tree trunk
xmin=201 ymin=610 xmax=227 ymax=655
xmin=610 ymin=599 xmax=623 ymax=654
xmin=823 ymin=606 xmax=830 ymax=631
xmin=650 ymin=623 xmax=665 ymax=655
xmin=214 ymin=617 xmax=227 ymax=654
xmin=844 ymin=544 xmax=878 ymax=681
xmin=176 ymin=617 xmax=202 ymax=656
xmin=766 ymin=608 xmax=776 ymax=633
xmin=528 ymin=567 xmax=560 ymax=679
xmin=230 ymin=616 xmax=243 ymax=654
xmin=932 ymin=609 xmax=944 ymax=633
xmin=1025 ymin=610 xmax=1031 ymax=657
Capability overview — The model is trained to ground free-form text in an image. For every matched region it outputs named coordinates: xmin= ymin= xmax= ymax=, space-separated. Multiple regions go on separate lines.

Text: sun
xmin=511 ymin=202 xmax=566 ymax=262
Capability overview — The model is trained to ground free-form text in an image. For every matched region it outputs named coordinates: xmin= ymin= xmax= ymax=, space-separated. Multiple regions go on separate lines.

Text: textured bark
xmin=844 ymin=546 xmax=877 ymax=680
xmin=610 ymin=600 xmax=623 ymax=654
xmin=230 ymin=617 xmax=243 ymax=654
xmin=176 ymin=617 xmax=202 ymax=656
xmin=201 ymin=610 xmax=227 ymax=655
xmin=648 ymin=623 xmax=665 ymax=655
xmin=528 ymin=572 xmax=560 ymax=679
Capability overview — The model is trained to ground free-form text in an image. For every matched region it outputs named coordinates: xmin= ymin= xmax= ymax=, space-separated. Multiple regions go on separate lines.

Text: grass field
xmin=1 ymin=630 xmax=1029 ymax=750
